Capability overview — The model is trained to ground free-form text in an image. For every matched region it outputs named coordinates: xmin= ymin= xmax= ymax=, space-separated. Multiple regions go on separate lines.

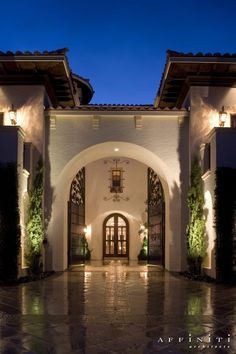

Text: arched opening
xmin=103 ymin=213 xmax=129 ymax=258
xmin=48 ymin=142 xmax=182 ymax=272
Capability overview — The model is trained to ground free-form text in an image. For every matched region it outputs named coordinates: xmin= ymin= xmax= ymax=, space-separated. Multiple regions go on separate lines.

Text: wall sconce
xmin=83 ymin=226 xmax=88 ymax=235
xmin=219 ymin=106 xmax=227 ymax=127
xmin=8 ymin=104 xmax=17 ymax=125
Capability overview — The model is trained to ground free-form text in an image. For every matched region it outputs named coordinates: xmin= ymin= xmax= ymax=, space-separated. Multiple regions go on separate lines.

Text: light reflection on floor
xmin=0 ymin=261 xmax=235 ymax=353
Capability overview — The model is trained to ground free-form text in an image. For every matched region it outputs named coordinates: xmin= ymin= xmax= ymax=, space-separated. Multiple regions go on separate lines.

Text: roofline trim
xmin=168 ymin=56 xmax=236 ymax=65
xmin=45 ymin=107 xmax=188 ymax=117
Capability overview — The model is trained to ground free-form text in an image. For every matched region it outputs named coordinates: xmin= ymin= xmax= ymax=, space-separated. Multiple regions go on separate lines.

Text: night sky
xmin=1 ymin=0 xmax=236 ymax=104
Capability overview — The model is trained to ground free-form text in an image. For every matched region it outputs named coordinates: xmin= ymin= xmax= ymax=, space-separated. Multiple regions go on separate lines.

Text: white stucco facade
xmin=1 ymin=50 xmax=236 ymax=280
xmin=45 ymin=109 xmax=189 ymax=271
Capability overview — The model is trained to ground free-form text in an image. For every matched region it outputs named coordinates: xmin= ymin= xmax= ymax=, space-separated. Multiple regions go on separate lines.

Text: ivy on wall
xmin=186 ymin=158 xmax=207 ymax=275
xmin=0 ymin=164 xmax=21 ymax=282
xmin=26 ymin=158 xmax=44 ymax=275
xmin=214 ymin=168 xmax=236 ymax=282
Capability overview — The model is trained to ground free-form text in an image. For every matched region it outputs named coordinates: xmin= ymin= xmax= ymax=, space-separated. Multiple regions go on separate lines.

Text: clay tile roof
xmin=49 ymin=104 xmax=187 ymax=112
xmin=156 ymin=49 xmax=236 ymax=109
xmin=0 ymin=48 xmax=69 ymax=56
xmin=166 ymin=49 xmax=236 ymax=58
xmin=0 ymin=48 xmax=94 ymax=106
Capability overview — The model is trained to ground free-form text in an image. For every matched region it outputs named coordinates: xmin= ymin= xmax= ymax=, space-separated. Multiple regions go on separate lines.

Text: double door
xmin=104 ymin=213 xmax=129 ymax=257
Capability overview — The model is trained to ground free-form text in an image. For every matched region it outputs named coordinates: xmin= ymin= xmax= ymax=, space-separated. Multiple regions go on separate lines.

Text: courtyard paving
xmin=0 ymin=260 xmax=235 ymax=354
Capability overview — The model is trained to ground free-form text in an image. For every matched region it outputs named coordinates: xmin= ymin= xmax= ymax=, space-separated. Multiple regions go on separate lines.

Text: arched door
xmin=103 ymin=213 xmax=129 ymax=258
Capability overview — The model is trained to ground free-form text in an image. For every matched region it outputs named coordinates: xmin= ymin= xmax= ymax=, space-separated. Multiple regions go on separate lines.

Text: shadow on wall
xmin=1 ymin=87 xmax=45 ymax=152
xmin=191 ymin=95 xmax=216 ymax=153
xmin=176 ymin=116 xmax=189 ymax=271
xmin=43 ymin=115 xmax=54 ymax=270
xmin=169 ymin=181 xmax=181 ymax=270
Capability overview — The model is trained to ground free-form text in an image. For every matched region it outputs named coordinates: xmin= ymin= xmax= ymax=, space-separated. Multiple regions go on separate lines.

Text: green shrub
xmin=82 ymin=236 xmax=91 ymax=260
xmin=26 ymin=158 xmax=44 ymax=275
xmin=138 ymin=236 xmax=148 ymax=260
xmin=186 ymin=158 xmax=207 ymax=274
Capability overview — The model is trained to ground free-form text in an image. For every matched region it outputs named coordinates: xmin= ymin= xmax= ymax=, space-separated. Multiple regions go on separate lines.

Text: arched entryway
xmin=103 ymin=213 xmax=129 ymax=258
xmin=48 ymin=141 xmax=183 ymax=272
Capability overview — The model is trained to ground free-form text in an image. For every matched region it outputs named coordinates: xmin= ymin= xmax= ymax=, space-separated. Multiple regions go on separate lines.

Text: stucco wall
xmin=190 ymin=86 xmax=236 ymax=155
xmin=46 ymin=110 xmax=189 ymax=272
xmin=47 ymin=112 xmax=184 ymax=187
xmin=0 ymin=85 xmax=45 ymax=153
xmin=190 ymin=86 xmax=236 ymax=277
xmin=201 ymin=132 xmax=217 ymax=278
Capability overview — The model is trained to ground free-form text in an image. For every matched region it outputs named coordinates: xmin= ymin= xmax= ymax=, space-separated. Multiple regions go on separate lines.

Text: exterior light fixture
xmin=8 ymin=104 xmax=17 ymax=125
xmin=83 ymin=226 xmax=88 ymax=234
xmin=114 ymin=148 xmax=119 ymax=152
xmin=219 ymin=106 xmax=227 ymax=127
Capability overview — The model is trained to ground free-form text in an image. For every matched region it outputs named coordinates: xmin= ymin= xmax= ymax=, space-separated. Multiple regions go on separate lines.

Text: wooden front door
xmin=103 ymin=213 xmax=129 ymax=257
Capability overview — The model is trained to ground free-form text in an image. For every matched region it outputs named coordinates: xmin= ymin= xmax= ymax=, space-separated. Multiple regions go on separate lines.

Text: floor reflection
xmin=0 ymin=261 xmax=235 ymax=353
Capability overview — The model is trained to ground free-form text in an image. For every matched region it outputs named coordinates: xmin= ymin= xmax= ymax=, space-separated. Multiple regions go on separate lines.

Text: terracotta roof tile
xmin=156 ymin=50 xmax=236 ymax=108
xmin=166 ymin=50 xmax=236 ymax=58
xmin=49 ymin=104 xmax=186 ymax=112
xmin=0 ymin=48 xmax=69 ymax=56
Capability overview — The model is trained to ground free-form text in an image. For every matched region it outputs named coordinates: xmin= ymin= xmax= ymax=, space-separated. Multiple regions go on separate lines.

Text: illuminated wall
xmin=189 ymin=86 xmax=236 ymax=155
xmin=0 ymin=85 xmax=45 ymax=152
xmin=0 ymin=85 xmax=46 ymax=275
xmin=85 ymin=158 xmax=147 ymax=260
xmin=46 ymin=110 xmax=189 ymax=272
xmin=189 ymin=86 xmax=236 ymax=277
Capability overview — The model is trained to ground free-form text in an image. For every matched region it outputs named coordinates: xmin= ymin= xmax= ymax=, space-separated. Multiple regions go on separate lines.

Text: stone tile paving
xmin=0 ymin=260 xmax=235 ymax=353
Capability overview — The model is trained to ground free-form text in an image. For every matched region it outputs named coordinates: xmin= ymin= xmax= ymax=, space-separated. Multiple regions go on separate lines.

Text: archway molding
xmin=47 ymin=141 xmax=182 ymax=271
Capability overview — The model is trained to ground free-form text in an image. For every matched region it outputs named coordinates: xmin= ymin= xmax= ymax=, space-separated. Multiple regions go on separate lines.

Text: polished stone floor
xmin=0 ymin=260 xmax=235 ymax=353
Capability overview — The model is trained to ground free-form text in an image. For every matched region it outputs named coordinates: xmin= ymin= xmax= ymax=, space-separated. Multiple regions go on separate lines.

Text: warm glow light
xmin=219 ymin=106 xmax=227 ymax=127
xmin=114 ymin=148 xmax=119 ymax=152
xmin=84 ymin=224 xmax=91 ymax=238
xmin=8 ymin=104 xmax=17 ymax=125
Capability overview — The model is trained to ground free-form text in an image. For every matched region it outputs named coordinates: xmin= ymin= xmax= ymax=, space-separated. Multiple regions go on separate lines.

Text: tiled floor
xmin=0 ymin=260 xmax=235 ymax=353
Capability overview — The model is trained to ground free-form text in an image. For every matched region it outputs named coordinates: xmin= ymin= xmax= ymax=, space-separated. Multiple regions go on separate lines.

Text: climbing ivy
xmin=186 ymin=158 xmax=207 ymax=275
xmin=26 ymin=158 xmax=44 ymax=275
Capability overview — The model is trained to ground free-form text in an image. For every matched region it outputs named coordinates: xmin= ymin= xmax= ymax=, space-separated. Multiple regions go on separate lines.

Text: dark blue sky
xmin=1 ymin=0 xmax=236 ymax=104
